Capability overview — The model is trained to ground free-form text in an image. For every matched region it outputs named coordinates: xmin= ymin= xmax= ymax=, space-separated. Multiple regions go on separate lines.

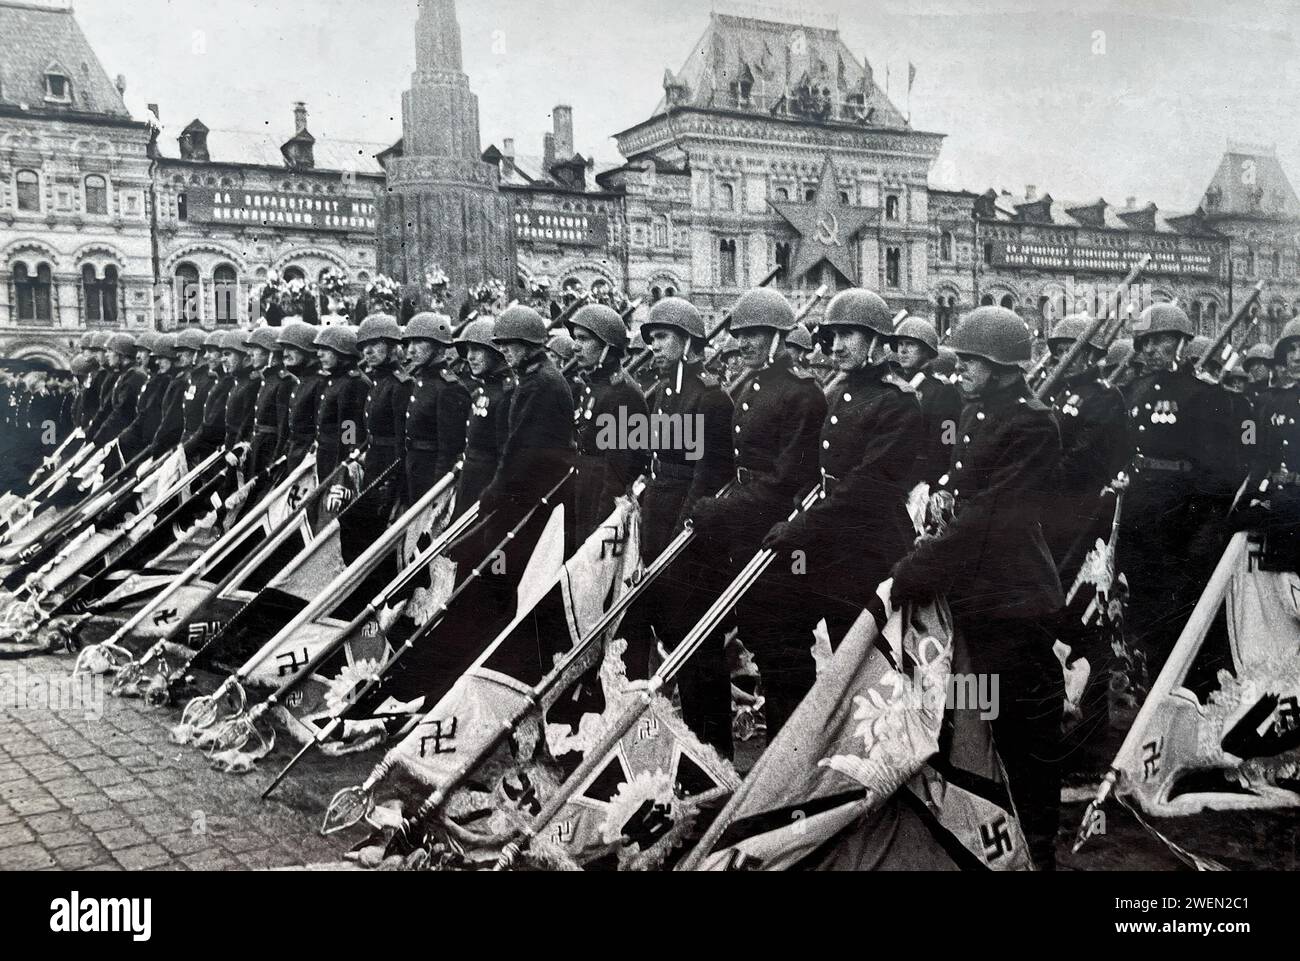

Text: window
xmin=885 ymin=247 xmax=901 ymax=288
xmin=775 ymin=187 xmax=789 ymax=202
xmin=839 ymin=191 xmax=850 ymax=205
xmin=1246 ymin=250 xmax=1256 ymax=276
xmin=983 ymin=241 xmax=994 ymax=265
xmin=936 ymin=295 xmax=957 ymax=337
xmin=665 ymin=286 xmax=677 ymax=298
xmin=16 ymin=170 xmax=39 ymax=212
xmin=1189 ymin=300 xmax=1203 ymax=332
xmin=1000 ymin=294 xmax=1015 ymax=310
xmin=1272 ymin=251 xmax=1282 ymax=277
xmin=885 ymin=195 xmax=900 ymax=221
xmin=980 ymin=294 xmax=994 ymax=306
xmin=177 ymin=192 xmax=188 ymax=221
xmin=719 ymin=239 xmax=737 ymax=286
xmin=84 ymin=175 xmax=108 ymax=216
xmin=940 ymin=231 xmax=954 ymax=262
xmin=650 ymin=286 xmax=662 ymax=304
xmin=213 ymin=265 xmax=238 ymax=323
xmin=775 ymin=242 xmax=792 ymax=277
xmin=45 ymin=72 xmax=70 ymax=102
xmin=14 ymin=263 xmax=53 ymax=322
xmin=805 ymin=187 xmax=816 ymax=201
xmin=282 ymin=266 xmax=307 ymax=284
xmin=718 ymin=183 xmax=734 ymax=211
xmin=653 ymin=218 xmax=668 ymax=248
xmin=175 ymin=264 xmax=201 ymax=323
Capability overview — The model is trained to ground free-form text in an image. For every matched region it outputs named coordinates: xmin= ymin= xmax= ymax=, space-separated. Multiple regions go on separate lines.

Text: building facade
xmin=0 ymin=1 xmax=154 ymax=369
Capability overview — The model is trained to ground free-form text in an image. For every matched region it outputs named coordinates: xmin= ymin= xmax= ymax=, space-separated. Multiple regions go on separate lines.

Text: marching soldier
xmin=618 ymin=297 xmax=735 ymax=749
xmin=453 ymin=318 xmax=511 ymax=512
xmin=687 ymin=288 xmax=827 ymax=745
xmin=118 ymin=333 xmax=172 ymax=461
xmin=183 ymin=330 xmax=232 ymax=463
xmin=1247 ymin=319 xmax=1300 ymax=569
xmin=91 ymin=333 xmax=148 ymax=448
xmin=246 ymin=326 xmax=295 ymax=478
xmin=401 ymin=313 xmax=470 ymax=503
xmin=148 ymin=332 xmax=196 ymax=461
xmin=71 ymin=331 xmax=103 ymax=434
xmin=1100 ymin=337 xmax=1137 ymax=392
xmin=714 ymin=334 xmax=746 ymax=392
xmin=1119 ymin=303 xmax=1237 ymax=673
xmin=568 ymin=303 xmax=650 ymax=541
xmin=313 ymin=325 xmax=370 ymax=482
xmin=219 ymin=330 xmax=259 ymax=456
xmin=1243 ymin=343 xmax=1275 ymax=404
xmin=888 ymin=305 xmax=1065 ymax=871
xmin=894 ymin=316 xmax=962 ymax=486
xmin=784 ymin=322 xmax=815 ymax=373
xmin=545 ymin=329 xmax=576 ymax=368
xmin=277 ymin=320 xmax=325 ymax=468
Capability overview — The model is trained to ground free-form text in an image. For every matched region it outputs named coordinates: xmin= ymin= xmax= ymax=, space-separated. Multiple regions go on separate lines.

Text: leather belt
xmin=407 ymin=440 xmax=440 ymax=453
xmin=651 ymin=459 xmax=695 ymax=483
xmin=736 ymin=466 xmax=772 ymax=486
xmin=1135 ymin=455 xmax=1193 ymax=473
xmin=369 ymin=437 xmax=400 ymax=449
xmin=254 ymin=425 xmax=278 ymax=436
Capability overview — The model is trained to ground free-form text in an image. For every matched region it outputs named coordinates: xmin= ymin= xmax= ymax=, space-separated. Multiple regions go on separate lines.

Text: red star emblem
xmin=771 ymin=156 xmax=879 ymax=285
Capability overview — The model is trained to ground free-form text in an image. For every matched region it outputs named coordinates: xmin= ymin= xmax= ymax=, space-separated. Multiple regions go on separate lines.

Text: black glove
xmin=687 ymin=496 xmax=725 ymax=537
xmin=761 ymin=520 xmax=802 ymax=553
xmin=888 ymin=560 xmax=932 ymax=608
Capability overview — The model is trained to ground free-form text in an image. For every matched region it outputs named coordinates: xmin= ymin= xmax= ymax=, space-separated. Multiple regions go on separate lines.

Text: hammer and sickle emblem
xmin=815 ymin=212 xmax=842 ymax=247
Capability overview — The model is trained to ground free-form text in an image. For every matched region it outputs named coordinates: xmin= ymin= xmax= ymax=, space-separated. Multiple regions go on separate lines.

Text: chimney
xmin=1025 ymin=184 xmax=1037 ymax=201
xmin=501 ymin=137 xmax=515 ymax=175
xmin=1126 ymin=196 xmax=1136 ymax=209
xmin=553 ymin=104 xmax=574 ymax=161
xmin=294 ymin=101 xmax=309 ymax=135
xmin=543 ymin=132 xmax=556 ymax=173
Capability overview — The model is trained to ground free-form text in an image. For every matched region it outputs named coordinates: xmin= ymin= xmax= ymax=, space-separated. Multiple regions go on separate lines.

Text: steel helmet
xmin=1104 ymin=338 xmax=1134 ymax=370
xmin=928 ymin=346 xmax=959 ymax=378
xmin=404 ymin=312 xmax=455 ymax=345
xmin=728 ymin=288 xmax=797 ymax=333
xmin=202 ymin=329 xmax=226 ymax=350
xmin=218 ymin=330 xmax=250 ymax=354
xmin=457 ymin=318 xmax=503 ymax=355
xmin=1273 ymin=319 xmax=1300 ymax=364
xmin=77 ymin=331 xmax=96 ymax=350
xmin=70 ymin=355 xmax=94 ymax=377
xmin=823 ymin=289 xmax=894 ymax=337
xmin=1048 ymin=314 xmax=1104 ymax=351
xmin=134 ymin=330 xmax=158 ymax=354
xmin=895 ymin=316 xmax=940 ymax=354
xmin=1244 ymin=343 xmax=1275 ymax=366
xmin=356 ymin=313 xmax=403 ymax=346
xmin=247 ymin=326 xmax=282 ymax=352
xmin=313 ymin=324 xmax=360 ymax=358
xmin=88 ymin=331 xmax=110 ymax=350
xmin=106 ymin=333 xmax=138 ymax=356
xmin=1185 ymin=335 xmax=1213 ymax=362
xmin=546 ymin=330 xmax=576 ymax=362
xmin=568 ymin=304 xmax=630 ymax=351
xmin=643 ymin=297 xmax=706 ymax=341
xmin=492 ymin=305 xmax=549 ymax=346
xmin=785 ymin=323 xmax=814 ymax=352
xmin=277 ymin=320 xmax=318 ymax=353
xmin=1133 ymin=303 xmax=1193 ymax=341
xmin=948 ymin=306 xmax=1033 ymax=367
xmin=151 ymin=333 xmax=178 ymax=361
xmin=175 ymin=328 xmax=207 ymax=352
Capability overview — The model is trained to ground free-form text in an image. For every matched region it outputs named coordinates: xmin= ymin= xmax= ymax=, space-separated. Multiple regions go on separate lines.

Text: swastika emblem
xmin=418 ymin=718 xmax=458 ymax=756
xmin=1275 ymin=696 xmax=1300 ymax=735
xmin=599 ymin=525 xmax=625 ymax=560
xmin=152 ymin=608 xmax=178 ymax=627
xmin=276 ymin=648 xmax=311 ymax=677
xmin=1142 ymin=738 xmax=1163 ymax=780
xmin=636 ymin=714 xmax=659 ymax=742
xmin=979 ymin=816 xmax=1013 ymax=860
xmin=550 ymin=819 xmax=575 ymax=845
xmin=186 ymin=621 xmax=221 ymax=645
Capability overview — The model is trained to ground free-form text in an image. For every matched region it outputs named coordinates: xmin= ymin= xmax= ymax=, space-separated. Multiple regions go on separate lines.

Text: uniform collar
xmin=520 ymin=350 xmax=553 ymax=376
xmin=971 ymin=374 xmax=1032 ymax=411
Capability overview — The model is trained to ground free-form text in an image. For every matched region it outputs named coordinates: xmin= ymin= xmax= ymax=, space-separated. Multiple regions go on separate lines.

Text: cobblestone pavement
xmin=1 ymin=650 xmax=1297 ymax=871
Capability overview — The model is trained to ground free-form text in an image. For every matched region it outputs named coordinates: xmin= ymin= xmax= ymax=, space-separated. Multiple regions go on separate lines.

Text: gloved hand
xmin=687 ymin=496 xmax=726 ymax=537
xmin=325 ymin=483 xmax=353 ymax=514
xmin=761 ymin=520 xmax=802 ymax=553
xmin=224 ymin=443 xmax=250 ymax=469
xmin=887 ymin=561 xmax=932 ymax=608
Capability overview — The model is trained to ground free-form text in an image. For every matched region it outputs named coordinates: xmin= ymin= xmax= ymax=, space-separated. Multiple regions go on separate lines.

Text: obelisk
xmin=378 ymin=0 xmax=515 ymax=303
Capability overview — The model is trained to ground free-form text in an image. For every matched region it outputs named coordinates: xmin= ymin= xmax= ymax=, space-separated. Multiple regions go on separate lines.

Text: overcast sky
xmin=64 ymin=0 xmax=1300 ymax=211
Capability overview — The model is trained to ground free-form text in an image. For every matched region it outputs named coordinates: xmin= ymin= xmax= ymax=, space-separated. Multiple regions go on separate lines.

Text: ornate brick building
xmin=0 ymin=1 xmax=154 ymax=369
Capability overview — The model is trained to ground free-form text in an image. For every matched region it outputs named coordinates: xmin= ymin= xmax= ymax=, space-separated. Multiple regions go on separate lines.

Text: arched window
xmin=980 ymin=294 xmax=994 ymax=306
xmin=839 ymin=191 xmax=851 ymax=205
xmin=885 ymin=196 xmax=900 ymax=221
xmin=84 ymin=175 xmax=108 ymax=216
xmin=775 ymin=241 xmax=792 ymax=277
xmin=805 ymin=187 xmax=816 ymax=201
xmin=16 ymin=170 xmax=40 ymax=212
xmin=665 ymin=286 xmax=677 ymax=298
xmin=1189 ymin=300 xmax=1203 ymax=332
xmin=885 ymin=247 xmax=901 ymax=288
xmin=1000 ymin=294 xmax=1015 ymax=309
xmin=1205 ymin=301 xmax=1219 ymax=325
xmin=82 ymin=265 xmax=116 ymax=322
xmin=654 ymin=218 xmax=668 ymax=248
xmin=1246 ymin=250 xmax=1256 ymax=276
xmin=940 ymin=231 xmax=954 ymax=262
xmin=282 ymin=266 xmax=306 ymax=284
xmin=14 ymin=263 xmax=53 ymax=322
xmin=175 ymin=263 xmax=201 ymax=323
xmin=213 ymin=265 xmax=238 ymax=323
xmin=1272 ymin=251 xmax=1282 ymax=277
xmin=650 ymin=286 xmax=662 ymax=304
xmin=719 ymin=238 xmax=738 ymax=286
xmin=718 ymin=183 xmax=734 ymax=211
xmin=775 ymin=187 xmax=789 ymax=202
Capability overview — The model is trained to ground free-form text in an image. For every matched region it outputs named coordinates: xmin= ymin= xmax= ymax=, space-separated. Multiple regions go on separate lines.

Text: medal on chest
xmin=1151 ymin=399 xmax=1179 ymax=425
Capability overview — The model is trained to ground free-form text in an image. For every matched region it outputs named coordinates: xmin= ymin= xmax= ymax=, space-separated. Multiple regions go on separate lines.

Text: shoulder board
xmin=697 ymin=371 xmax=720 ymax=389
xmin=882 ymin=372 xmax=918 ymax=395
xmin=392 ymin=370 xmax=413 ymax=383
xmin=790 ymin=367 xmax=819 ymax=381
xmin=348 ymin=369 xmax=363 ymax=378
xmin=439 ymin=368 xmax=460 ymax=384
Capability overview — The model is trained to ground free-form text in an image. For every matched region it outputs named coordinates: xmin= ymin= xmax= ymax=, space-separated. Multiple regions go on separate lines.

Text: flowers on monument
xmin=425 ymin=265 xmax=450 ymax=293
xmin=318 ymin=268 xmax=349 ymax=300
xmin=470 ymin=278 xmax=508 ymax=309
xmin=366 ymin=274 xmax=402 ymax=315
xmin=260 ymin=272 xmax=316 ymax=315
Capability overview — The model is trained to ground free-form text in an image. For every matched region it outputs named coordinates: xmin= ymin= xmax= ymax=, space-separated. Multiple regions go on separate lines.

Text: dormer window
xmin=45 ymin=71 xmax=71 ymax=103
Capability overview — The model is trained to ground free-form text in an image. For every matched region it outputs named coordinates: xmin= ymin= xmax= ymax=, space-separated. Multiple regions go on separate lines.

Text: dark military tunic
xmin=403 ymin=358 xmax=470 ymax=503
xmin=315 ymin=363 xmax=370 ymax=480
xmin=118 ymin=369 xmax=171 ymax=461
xmin=91 ymin=365 xmax=148 ymax=448
xmin=248 ymin=364 xmax=295 ymax=476
xmin=222 ymin=366 xmax=259 ymax=452
xmin=454 ymin=366 xmax=510 ymax=511
xmin=75 ymin=362 xmax=104 ymax=433
xmin=180 ymin=366 xmax=215 ymax=441
xmin=912 ymin=371 xmax=964 ymax=486
xmin=572 ymin=361 xmax=650 ymax=542
xmin=360 ymin=361 xmax=412 ymax=486
xmin=148 ymin=367 xmax=190 ymax=460
xmin=86 ymin=367 xmax=121 ymax=440
xmin=184 ymin=370 xmax=232 ymax=462
xmin=282 ymin=363 xmax=325 ymax=468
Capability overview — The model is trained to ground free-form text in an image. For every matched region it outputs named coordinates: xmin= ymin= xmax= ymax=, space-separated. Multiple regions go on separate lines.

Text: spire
xmin=414 ymin=0 xmax=463 ymax=75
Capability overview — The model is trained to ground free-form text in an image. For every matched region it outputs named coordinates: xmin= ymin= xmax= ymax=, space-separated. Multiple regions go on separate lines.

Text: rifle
xmin=1194 ymin=281 xmax=1266 ymax=381
xmin=492 ymin=483 xmax=822 ymax=870
xmin=260 ymin=469 xmax=575 ymax=797
xmin=1035 ymin=255 xmax=1151 ymax=402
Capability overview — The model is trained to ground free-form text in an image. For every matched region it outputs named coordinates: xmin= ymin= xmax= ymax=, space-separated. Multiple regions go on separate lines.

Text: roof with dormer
xmin=1198 ymin=148 xmax=1300 ymax=221
xmin=0 ymin=1 xmax=131 ymax=118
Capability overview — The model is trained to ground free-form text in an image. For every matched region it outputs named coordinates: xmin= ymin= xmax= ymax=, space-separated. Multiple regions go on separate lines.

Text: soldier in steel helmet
xmin=617 ymin=296 xmax=735 ymax=753
xmin=1242 ymin=342 xmax=1275 ymax=405
xmin=452 ymin=318 xmax=511 ymax=512
xmin=72 ymin=331 xmax=104 ymax=433
xmin=685 ymin=287 xmax=827 ymax=744
xmin=218 ymin=329 xmax=259 ymax=457
xmin=91 ymin=333 xmax=148 ymax=447
xmin=313 ymin=324 xmax=371 ymax=482
xmin=1243 ymin=319 xmax=1300 ymax=571
xmin=183 ymin=330 xmax=234 ymax=464
xmin=246 ymin=326 xmax=295 ymax=479
xmin=894 ymin=315 xmax=962 ymax=486
xmin=147 ymin=331 xmax=198 ymax=461
xmin=116 ymin=332 xmax=171 ymax=461
xmin=401 ymin=313 xmax=470 ymax=504
xmin=277 ymin=320 xmax=325 ymax=468
xmin=760 ymin=286 xmax=926 ymax=709
xmin=568 ymin=303 xmax=650 ymax=542
xmin=1120 ymin=302 xmax=1239 ymax=674
xmin=889 ymin=305 xmax=1065 ymax=870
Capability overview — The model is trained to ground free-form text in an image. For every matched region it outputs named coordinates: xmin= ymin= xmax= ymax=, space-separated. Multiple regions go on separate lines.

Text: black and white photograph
xmin=0 ymin=0 xmax=1295 ymax=933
